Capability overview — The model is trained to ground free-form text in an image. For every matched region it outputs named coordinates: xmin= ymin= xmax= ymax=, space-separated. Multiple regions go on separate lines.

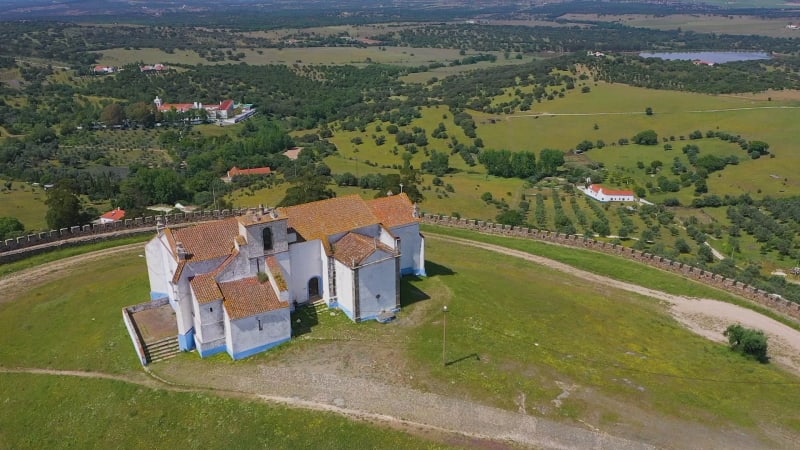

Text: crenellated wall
xmin=3 ymin=208 xmax=798 ymax=323
xmin=422 ymin=214 xmax=800 ymax=322
xmin=0 ymin=208 xmax=260 ymax=264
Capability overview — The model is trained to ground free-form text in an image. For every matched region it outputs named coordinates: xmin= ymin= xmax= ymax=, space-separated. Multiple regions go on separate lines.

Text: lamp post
xmin=442 ymin=305 xmax=448 ymax=366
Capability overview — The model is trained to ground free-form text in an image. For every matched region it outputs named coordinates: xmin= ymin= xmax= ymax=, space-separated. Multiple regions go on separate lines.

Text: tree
xmin=278 ymin=171 xmax=335 ymax=207
xmin=538 ymin=149 xmax=564 ymax=178
xmin=645 ymin=107 xmax=653 ymax=116
xmin=0 ymin=216 xmax=24 ymax=240
xmin=45 ymin=184 xmax=83 ymax=229
xmin=633 ymin=130 xmax=659 ymax=145
xmin=421 ymin=151 xmax=449 ymax=176
xmin=126 ymin=101 xmax=156 ymax=127
xmin=495 ymin=209 xmax=526 ymax=227
xmin=697 ymin=244 xmax=715 ymax=263
xmin=100 ymin=103 xmax=126 ymax=126
xmin=724 ymin=324 xmax=769 ymax=363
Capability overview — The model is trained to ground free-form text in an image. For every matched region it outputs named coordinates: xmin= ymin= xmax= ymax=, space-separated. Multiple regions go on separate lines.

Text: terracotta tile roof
xmin=366 ymin=193 xmax=418 ymax=228
xmin=590 ymin=184 xmax=634 ymax=197
xmin=219 ymin=99 xmax=235 ymax=110
xmin=228 ymin=166 xmax=272 ymax=177
xmin=333 ymin=232 xmax=393 ymax=267
xmin=220 ymin=277 xmax=289 ymax=320
xmin=188 ymin=251 xmax=238 ymax=303
xmin=191 ymin=274 xmax=223 ymax=304
xmin=168 ymin=218 xmax=239 ymax=262
xmin=100 ymin=207 xmax=125 ymax=221
xmin=266 ymin=256 xmax=288 ymax=291
xmin=278 ymin=195 xmax=380 ymax=252
xmin=171 ymin=260 xmax=187 ymax=284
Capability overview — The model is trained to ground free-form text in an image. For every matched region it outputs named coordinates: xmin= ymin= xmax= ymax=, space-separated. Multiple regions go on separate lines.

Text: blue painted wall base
xmin=198 ymin=344 xmax=226 ymax=358
xmin=178 ymin=328 xmax=195 ymax=351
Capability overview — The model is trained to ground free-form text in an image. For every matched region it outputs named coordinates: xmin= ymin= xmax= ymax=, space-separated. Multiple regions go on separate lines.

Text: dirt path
xmin=427 ymin=233 xmax=800 ymax=376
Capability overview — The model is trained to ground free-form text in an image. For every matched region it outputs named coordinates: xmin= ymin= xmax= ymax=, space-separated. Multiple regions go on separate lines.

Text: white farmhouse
xmin=583 ymin=184 xmax=635 ymax=202
xmin=144 ymin=194 xmax=425 ymax=360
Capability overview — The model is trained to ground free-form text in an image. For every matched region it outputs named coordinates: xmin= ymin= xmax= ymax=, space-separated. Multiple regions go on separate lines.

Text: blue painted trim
xmin=400 ymin=267 xmax=426 ymax=277
xmin=230 ymin=337 xmax=291 ymax=360
xmin=328 ymin=299 xmax=339 ymax=309
xmin=336 ymin=302 xmax=355 ymax=321
xmin=360 ymin=313 xmax=379 ymax=322
xmin=178 ymin=328 xmax=195 ymax=351
xmin=198 ymin=344 xmax=226 ymax=358
xmin=150 ymin=291 xmax=169 ymax=301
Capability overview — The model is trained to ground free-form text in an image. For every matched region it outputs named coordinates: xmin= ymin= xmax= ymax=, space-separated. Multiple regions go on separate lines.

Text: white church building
xmin=582 ymin=184 xmax=635 ymax=202
xmin=144 ymin=194 xmax=425 ymax=360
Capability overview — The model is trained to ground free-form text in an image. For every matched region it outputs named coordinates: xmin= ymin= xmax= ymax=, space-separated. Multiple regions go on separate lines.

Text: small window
xmin=263 ymin=227 xmax=273 ymax=251
xmin=209 ymin=307 xmax=213 ymax=312
xmin=257 ymin=318 xmax=263 ymax=331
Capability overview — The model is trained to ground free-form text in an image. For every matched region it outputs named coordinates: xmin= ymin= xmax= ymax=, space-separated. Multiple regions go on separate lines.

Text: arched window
xmin=262 ymin=227 xmax=273 ymax=251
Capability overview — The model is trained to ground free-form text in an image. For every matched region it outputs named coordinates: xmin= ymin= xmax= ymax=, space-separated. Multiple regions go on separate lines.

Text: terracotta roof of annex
xmin=220 ymin=277 xmax=288 ymax=320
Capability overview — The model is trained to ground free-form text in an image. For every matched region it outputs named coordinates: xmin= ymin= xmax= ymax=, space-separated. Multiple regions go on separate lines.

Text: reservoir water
xmin=638 ymin=51 xmax=771 ymax=64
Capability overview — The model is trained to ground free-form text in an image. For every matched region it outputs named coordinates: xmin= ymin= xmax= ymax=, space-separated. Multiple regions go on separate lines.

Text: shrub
xmin=724 ymin=324 xmax=769 ymax=363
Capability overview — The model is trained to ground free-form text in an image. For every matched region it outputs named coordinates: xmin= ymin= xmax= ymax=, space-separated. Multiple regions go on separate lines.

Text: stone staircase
xmin=144 ymin=336 xmax=180 ymax=364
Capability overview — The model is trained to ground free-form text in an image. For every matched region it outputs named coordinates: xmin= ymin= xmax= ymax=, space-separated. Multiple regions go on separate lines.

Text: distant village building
xmin=224 ymin=166 xmax=272 ymax=183
xmin=587 ymin=51 xmax=606 ymax=57
xmin=582 ymin=184 xmax=635 ymax=202
xmin=140 ymin=63 xmax=170 ymax=72
xmin=93 ymin=65 xmax=116 ymax=74
xmin=99 ymin=207 xmax=126 ymax=223
xmin=153 ymin=96 xmax=253 ymax=123
xmin=143 ymin=194 xmax=426 ymax=360
xmin=692 ymin=60 xmax=715 ymax=67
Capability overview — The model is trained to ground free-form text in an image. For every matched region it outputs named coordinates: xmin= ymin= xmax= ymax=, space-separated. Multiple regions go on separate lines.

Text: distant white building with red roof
xmin=583 ymin=184 xmax=635 ymax=202
xmin=224 ymin=166 xmax=272 ymax=182
xmin=93 ymin=65 xmax=116 ymax=74
xmin=154 ymin=96 xmax=236 ymax=119
xmin=99 ymin=207 xmax=126 ymax=223
xmin=142 ymin=194 xmax=425 ymax=361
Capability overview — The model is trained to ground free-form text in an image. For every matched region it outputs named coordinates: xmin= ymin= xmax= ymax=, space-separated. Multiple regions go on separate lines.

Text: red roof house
xmin=585 ymin=184 xmax=635 ymax=202
xmin=99 ymin=207 xmax=126 ymax=223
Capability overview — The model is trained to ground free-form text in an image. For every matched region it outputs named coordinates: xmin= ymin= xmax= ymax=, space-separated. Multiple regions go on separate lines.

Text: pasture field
xmin=476 ymin=82 xmax=800 ymax=199
xmin=3 ymin=226 xmax=800 ymax=445
xmin=562 ymin=13 xmax=799 ymax=37
xmin=97 ymin=46 xmax=469 ymax=67
xmin=0 ymin=373 xmax=448 ymax=449
xmin=0 ymin=180 xmax=48 ymax=231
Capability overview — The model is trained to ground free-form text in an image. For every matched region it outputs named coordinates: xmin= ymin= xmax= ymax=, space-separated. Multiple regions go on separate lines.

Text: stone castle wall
xmin=422 ymin=214 xmax=800 ymax=322
xmin=2 ymin=208 xmax=798 ymax=322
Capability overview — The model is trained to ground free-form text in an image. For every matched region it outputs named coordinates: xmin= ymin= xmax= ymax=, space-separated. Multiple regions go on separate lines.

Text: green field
xmin=0 ymin=180 xmax=48 ymax=231
xmin=563 ymin=13 xmax=799 ymax=37
xmin=97 ymin=46 xmax=469 ymax=67
xmin=0 ymin=373 xmax=450 ymax=449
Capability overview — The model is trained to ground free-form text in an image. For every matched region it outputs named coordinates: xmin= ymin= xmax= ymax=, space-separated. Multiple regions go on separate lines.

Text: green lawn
xmin=0 ymin=180 xmax=48 ymax=231
xmin=0 ymin=246 xmax=147 ymax=374
xmin=2 ymin=228 xmax=799 ymax=439
xmin=0 ymin=373 xmax=450 ymax=449
xmin=404 ymin=233 xmax=800 ymax=430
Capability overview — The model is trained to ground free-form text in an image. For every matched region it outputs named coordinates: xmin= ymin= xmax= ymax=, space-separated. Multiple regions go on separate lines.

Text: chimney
xmin=176 ymin=241 xmax=188 ymax=260
xmin=156 ymin=215 xmax=165 ymax=236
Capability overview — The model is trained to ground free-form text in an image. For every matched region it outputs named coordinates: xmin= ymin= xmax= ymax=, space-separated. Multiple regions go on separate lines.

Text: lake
xmin=638 ymin=51 xmax=771 ymax=64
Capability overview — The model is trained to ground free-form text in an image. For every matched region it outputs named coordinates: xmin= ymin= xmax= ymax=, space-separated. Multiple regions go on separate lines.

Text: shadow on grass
xmin=426 ymin=260 xmax=456 ymax=277
xmin=291 ymin=304 xmax=319 ymax=337
xmin=400 ymin=260 xmax=456 ymax=308
xmin=400 ymin=278 xmax=430 ymax=308
xmin=446 ymin=352 xmax=480 ymax=367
